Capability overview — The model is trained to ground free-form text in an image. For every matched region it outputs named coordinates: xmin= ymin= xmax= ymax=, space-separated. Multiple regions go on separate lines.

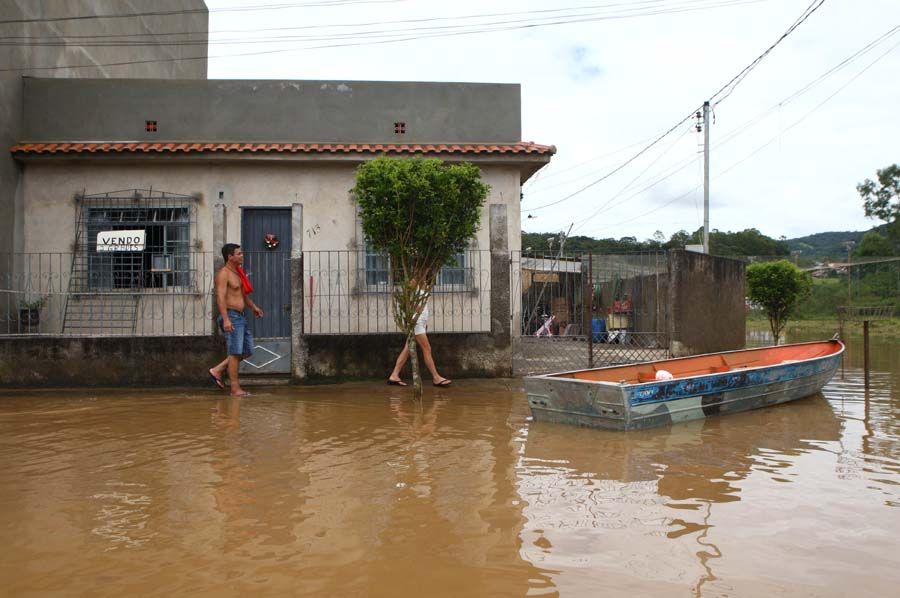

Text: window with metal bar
xmin=86 ymin=206 xmax=192 ymax=290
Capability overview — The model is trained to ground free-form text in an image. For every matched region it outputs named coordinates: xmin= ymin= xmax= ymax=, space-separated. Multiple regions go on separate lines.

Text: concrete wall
xmin=668 ymin=250 xmax=745 ymax=357
xmin=22 ymin=78 xmax=521 ymax=144
xmin=0 ymin=335 xmax=222 ymax=387
xmin=15 ymin=157 xmax=523 ymax=335
xmin=20 ymin=159 xmax=523 ymax=257
xmin=0 ymin=0 xmax=208 ymax=327
xmin=0 ymin=331 xmax=513 ymax=388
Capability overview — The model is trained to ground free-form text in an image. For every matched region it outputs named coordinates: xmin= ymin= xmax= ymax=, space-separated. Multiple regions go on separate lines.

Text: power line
xmin=709 ymin=0 xmax=826 ymax=105
xmin=522 ymin=110 xmax=698 ymax=213
xmin=0 ymin=0 xmax=759 ymax=40
xmin=716 ymin=35 xmax=900 ymax=179
xmin=569 ymin=124 xmax=696 ymax=233
xmin=580 ymin=32 xmax=900 ymax=236
xmin=0 ymin=0 xmax=404 ymax=26
xmin=0 ymin=2 xmax=766 ymax=48
xmin=0 ymin=0 xmax=766 ymax=71
xmin=542 ymin=0 xmax=830 ymax=231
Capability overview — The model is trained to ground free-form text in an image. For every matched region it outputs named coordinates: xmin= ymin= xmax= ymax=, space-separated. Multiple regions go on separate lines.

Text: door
xmin=240 ymin=207 xmax=292 ymax=374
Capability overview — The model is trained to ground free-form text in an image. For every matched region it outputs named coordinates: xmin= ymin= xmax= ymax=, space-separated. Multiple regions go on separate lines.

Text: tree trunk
xmin=407 ymin=333 xmax=422 ymax=400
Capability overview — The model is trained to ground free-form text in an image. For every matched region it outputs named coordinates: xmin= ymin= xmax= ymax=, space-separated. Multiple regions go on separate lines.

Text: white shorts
xmin=414 ymin=306 xmax=429 ymax=336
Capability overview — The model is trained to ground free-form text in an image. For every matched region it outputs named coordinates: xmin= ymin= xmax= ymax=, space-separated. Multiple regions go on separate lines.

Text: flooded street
xmin=1 ymin=332 xmax=898 ymax=596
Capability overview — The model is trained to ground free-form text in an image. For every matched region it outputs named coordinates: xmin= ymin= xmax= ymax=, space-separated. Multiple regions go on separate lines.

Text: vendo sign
xmin=96 ymin=230 xmax=146 ymax=252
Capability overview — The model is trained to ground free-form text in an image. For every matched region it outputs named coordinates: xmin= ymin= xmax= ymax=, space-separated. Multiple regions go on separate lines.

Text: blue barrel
xmin=591 ymin=318 xmax=606 ymax=342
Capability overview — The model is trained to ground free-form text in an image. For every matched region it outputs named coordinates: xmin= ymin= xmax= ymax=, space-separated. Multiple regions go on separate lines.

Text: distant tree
xmin=710 ymin=228 xmax=790 ymax=257
xmin=857 ymin=164 xmax=900 ymax=241
xmin=746 ymin=260 xmax=812 ymax=345
xmin=354 ymin=157 xmax=489 ymax=399
xmin=853 ymin=232 xmax=894 ymax=258
xmin=664 ymin=229 xmax=698 ymax=250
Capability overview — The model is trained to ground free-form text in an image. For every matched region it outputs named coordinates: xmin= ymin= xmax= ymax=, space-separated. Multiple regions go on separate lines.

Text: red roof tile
xmin=11 ymin=141 xmax=555 ymax=157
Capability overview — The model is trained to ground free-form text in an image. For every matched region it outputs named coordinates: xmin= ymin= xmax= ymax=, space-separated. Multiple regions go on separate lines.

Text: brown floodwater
xmin=1 ymin=331 xmax=898 ymax=596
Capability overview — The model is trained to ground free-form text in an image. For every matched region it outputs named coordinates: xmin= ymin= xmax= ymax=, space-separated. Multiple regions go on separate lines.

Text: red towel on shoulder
xmin=236 ymin=265 xmax=253 ymax=295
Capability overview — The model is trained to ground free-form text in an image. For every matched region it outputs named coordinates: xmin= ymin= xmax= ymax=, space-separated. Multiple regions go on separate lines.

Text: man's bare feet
xmin=230 ymin=390 xmax=251 ymax=397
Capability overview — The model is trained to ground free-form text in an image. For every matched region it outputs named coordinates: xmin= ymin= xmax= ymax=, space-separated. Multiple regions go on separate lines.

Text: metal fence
xmin=303 ymin=249 xmax=492 ymax=334
xmin=511 ymin=251 xmax=670 ymax=375
xmin=0 ymin=252 xmax=216 ymax=336
xmin=0 ymin=250 xmax=495 ymax=337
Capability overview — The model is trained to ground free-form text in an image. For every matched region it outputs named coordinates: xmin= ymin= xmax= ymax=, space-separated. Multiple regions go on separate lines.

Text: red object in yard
xmin=611 ymin=299 xmax=632 ymax=313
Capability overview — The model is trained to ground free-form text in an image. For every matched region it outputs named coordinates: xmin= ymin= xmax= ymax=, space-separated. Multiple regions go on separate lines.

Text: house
xmin=7 ymin=77 xmax=554 ymax=382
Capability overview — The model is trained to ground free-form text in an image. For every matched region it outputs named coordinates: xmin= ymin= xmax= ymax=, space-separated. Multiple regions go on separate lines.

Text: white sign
xmin=96 ymin=230 xmax=146 ymax=252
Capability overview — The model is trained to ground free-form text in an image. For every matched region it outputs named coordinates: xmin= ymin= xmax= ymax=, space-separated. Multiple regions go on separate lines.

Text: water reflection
xmin=0 ymin=340 xmax=898 ymax=597
xmin=519 ymin=394 xmax=842 ymax=595
xmin=0 ymin=383 xmax=555 ymax=597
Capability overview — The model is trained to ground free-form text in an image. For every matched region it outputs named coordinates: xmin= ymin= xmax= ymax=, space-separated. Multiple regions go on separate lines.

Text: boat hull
xmin=525 ymin=342 xmax=843 ymax=431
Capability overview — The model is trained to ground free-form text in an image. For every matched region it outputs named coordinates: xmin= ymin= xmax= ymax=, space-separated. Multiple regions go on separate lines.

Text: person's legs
xmin=415 ymin=333 xmax=450 ymax=385
xmin=227 ymin=354 xmax=247 ymax=396
xmin=227 ymin=312 xmax=251 ymax=397
xmin=389 ymin=341 xmax=410 ymax=384
xmin=209 ymin=356 xmax=228 ymax=388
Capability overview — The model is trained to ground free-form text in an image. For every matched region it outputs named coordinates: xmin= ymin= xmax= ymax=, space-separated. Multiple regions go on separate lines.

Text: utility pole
xmin=702 ymin=101 xmax=711 ymax=254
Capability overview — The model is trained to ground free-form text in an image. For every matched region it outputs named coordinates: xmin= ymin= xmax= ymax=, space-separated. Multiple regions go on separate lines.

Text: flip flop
xmin=208 ymin=369 xmax=225 ymax=390
xmin=433 ymin=379 xmax=452 ymax=387
xmin=387 ymin=379 xmax=408 ymax=387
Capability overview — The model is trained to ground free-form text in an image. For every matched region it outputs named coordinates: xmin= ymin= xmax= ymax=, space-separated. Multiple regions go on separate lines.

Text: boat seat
xmin=637 ymin=372 xmax=658 ymax=382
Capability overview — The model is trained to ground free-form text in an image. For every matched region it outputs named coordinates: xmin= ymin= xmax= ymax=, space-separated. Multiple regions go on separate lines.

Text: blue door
xmin=240 ymin=208 xmax=292 ymax=374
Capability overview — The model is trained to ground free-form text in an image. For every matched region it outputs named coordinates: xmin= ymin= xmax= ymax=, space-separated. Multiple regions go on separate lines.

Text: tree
xmin=853 ymin=231 xmax=894 ymax=258
xmin=857 ymin=164 xmax=900 ymax=241
xmin=746 ymin=260 xmax=812 ymax=345
xmin=353 ymin=157 xmax=489 ymax=399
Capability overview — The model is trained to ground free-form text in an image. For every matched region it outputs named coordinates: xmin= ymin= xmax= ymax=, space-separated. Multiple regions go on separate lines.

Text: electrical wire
xmin=709 ymin=0 xmax=826 ymax=105
xmin=0 ymin=0 xmax=405 ymax=26
xmin=0 ymin=0 xmax=760 ymax=40
xmin=0 ymin=0 xmax=766 ymax=71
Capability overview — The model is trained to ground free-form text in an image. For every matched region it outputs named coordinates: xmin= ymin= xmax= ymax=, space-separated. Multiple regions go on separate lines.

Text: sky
xmin=204 ymin=0 xmax=900 ymax=242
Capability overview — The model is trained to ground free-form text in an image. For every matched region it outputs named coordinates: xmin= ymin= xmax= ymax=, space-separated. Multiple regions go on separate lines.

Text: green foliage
xmin=857 ymin=164 xmax=900 ymax=240
xmin=521 ymin=227 xmax=788 ymax=256
xmin=794 ymin=278 xmax=845 ymax=319
xmin=853 ymin=232 xmax=894 ymax=258
xmin=353 ymin=157 xmax=489 ymax=396
xmin=708 ymin=228 xmax=789 ymax=257
xmin=746 ymin=260 xmax=812 ymax=344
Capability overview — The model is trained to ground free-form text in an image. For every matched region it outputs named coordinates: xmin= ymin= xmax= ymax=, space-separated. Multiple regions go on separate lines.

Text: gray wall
xmin=0 ymin=335 xmax=222 ymax=387
xmin=0 ymin=333 xmax=509 ymax=388
xmin=0 ymin=0 xmax=208 ymax=302
xmin=668 ymin=250 xmax=746 ymax=356
xmin=22 ymin=78 xmax=522 ymax=144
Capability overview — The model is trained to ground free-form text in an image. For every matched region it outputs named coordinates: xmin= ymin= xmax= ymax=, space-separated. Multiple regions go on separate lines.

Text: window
xmin=364 ymin=246 xmax=391 ymax=288
xmin=362 ymin=247 xmax=471 ymax=292
xmin=86 ymin=206 xmax=192 ymax=290
xmin=434 ymin=251 xmax=468 ymax=290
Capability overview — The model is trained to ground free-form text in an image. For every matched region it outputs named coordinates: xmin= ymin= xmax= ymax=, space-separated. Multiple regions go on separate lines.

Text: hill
xmin=786 ymin=224 xmax=889 ymax=259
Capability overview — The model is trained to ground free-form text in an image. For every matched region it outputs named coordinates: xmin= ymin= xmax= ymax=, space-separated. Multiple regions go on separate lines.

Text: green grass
xmin=746 ymin=315 xmax=900 ymax=339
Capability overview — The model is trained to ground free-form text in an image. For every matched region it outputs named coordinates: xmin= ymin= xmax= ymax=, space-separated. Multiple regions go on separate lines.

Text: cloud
xmin=567 ymin=45 xmax=603 ymax=82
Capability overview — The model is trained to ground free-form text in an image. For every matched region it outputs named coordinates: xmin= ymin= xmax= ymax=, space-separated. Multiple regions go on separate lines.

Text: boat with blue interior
xmin=524 ymin=339 xmax=844 ymax=430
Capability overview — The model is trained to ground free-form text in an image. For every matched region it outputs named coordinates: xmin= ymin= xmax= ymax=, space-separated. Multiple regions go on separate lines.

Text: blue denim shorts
xmin=218 ymin=309 xmax=254 ymax=357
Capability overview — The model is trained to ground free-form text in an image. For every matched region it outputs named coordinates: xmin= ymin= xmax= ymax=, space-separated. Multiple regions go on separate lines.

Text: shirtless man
xmin=209 ymin=243 xmax=263 ymax=397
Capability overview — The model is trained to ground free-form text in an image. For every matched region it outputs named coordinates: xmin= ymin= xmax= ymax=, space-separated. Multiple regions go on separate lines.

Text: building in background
xmin=0 ymin=0 xmax=209 ymax=332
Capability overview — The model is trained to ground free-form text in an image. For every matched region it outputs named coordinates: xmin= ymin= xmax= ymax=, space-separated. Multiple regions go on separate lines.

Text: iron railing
xmin=0 ymin=250 xmax=495 ymax=337
xmin=303 ymin=249 xmax=491 ymax=334
xmin=510 ymin=251 xmax=670 ymax=375
xmin=0 ymin=252 xmax=216 ymax=336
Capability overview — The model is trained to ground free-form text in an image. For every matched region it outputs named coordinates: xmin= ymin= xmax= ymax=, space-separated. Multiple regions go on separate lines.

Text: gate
xmin=512 ymin=251 xmax=670 ymax=376
xmin=240 ymin=208 xmax=292 ymax=374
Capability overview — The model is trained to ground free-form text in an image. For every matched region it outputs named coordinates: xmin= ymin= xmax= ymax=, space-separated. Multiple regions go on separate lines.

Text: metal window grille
xmin=74 ymin=189 xmax=197 ymax=292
